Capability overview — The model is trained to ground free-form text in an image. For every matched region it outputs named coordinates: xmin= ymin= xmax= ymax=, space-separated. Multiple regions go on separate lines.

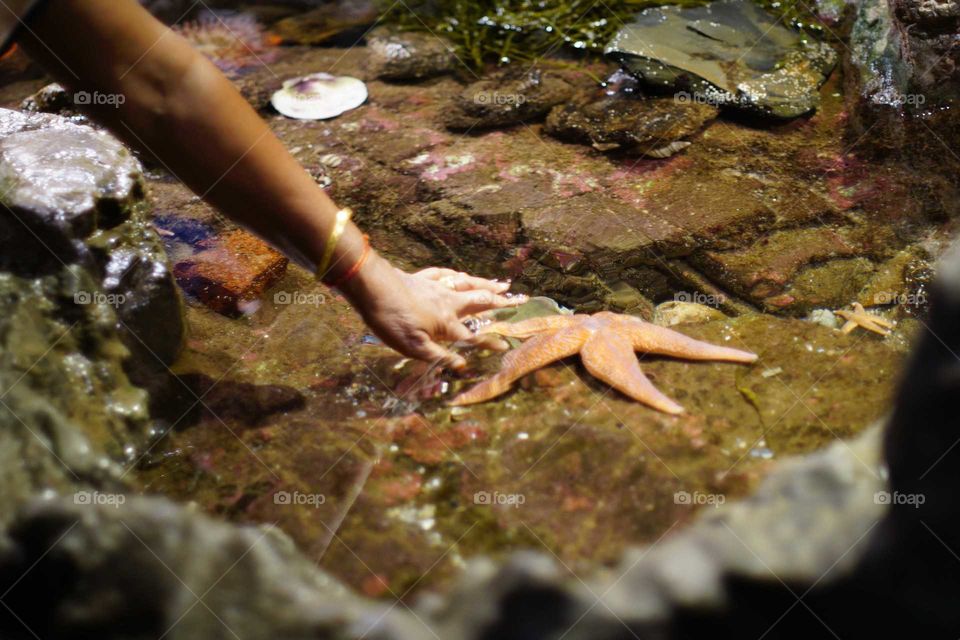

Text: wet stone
xmin=19 ymin=82 xmax=73 ymax=115
xmin=444 ymin=68 xmax=575 ymax=131
xmin=174 ymin=229 xmax=289 ymax=316
xmin=0 ymin=107 xmax=183 ymax=384
xmin=0 ymin=110 xmax=141 ymax=269
xmin=366 ymin=27 xmax=458 ymax=81
xmin=845 ymin=0 xmax=960 ymax=164
xmin=544 ymin=94 xmax=718 ymax=156
xmin=606 ymin=0 xmax=838 ymax=118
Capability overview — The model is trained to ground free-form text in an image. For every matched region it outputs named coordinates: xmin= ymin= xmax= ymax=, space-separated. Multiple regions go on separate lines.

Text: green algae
xmin=376 ymin=0 xmax=708 ymax=69
xmin=376 ymin=0 xmax=827 ymax=70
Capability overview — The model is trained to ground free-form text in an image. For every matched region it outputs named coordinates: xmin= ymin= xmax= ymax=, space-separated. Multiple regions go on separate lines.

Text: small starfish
xmin=835 ymin=302 xmax=895 ymax=336
xmin=451 ymin=311 xmax=757 ymax=414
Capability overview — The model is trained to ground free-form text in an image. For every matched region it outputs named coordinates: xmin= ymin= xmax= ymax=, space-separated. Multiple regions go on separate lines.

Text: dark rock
xmin=544 ymin=94 xmax=718 ymax=156
xmin=139 ymin=0 xmax=200 ymax=23
xmin=871 ymin=239 xmax=960 ymax=635
xmin=605 ymin=0 xmax=838 ymax=118
xmin=444 ymin=69 xmax=575 ymax=131
xmin=19 ymin=82 xmax=74 ymax=115
xmin=366 ymin=28 xmax=458 ymax=81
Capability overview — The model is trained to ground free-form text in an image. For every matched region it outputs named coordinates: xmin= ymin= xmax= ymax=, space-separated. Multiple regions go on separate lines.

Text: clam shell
xmin=271 ymin=72 xmax=367 ymax=120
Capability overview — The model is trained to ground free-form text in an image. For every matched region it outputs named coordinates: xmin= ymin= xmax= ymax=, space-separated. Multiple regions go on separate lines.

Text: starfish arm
xmin=479 ymin=315 xmax=577 ymax=338
xmin=450 ymin=326 xmax=590 ymax=405
xmin=866 ymin=322 xmax=891 ymax=336
xmin=871 ymin=316 xmax=896 ymax=329
xmin=625 ymin=321 xmax=758 ymax=363
xmin=840 ymin=319 xmax=857 ymax=334
xmin=580 ymin=332 xmax=684 ymax=414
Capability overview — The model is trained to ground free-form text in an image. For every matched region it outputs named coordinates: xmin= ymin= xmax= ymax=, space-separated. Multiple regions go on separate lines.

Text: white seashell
xmin=644 ymin=140 xmax=691 ymax=158
xmin=271 ymin=73 xmax=367 ymax=120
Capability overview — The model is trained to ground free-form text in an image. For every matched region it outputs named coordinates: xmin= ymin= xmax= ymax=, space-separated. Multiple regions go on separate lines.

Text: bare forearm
xmin=17 ymin=0 xmax=365 ymax=275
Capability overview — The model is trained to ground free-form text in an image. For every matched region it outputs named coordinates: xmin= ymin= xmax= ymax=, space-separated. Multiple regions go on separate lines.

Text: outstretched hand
xmin=338 ymin=253 xmax=526 ymax=369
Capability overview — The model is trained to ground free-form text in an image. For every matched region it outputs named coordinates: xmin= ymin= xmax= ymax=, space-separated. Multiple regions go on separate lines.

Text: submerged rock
xmin=174 ymin=229 xmax=288 ymax=316
xmin=366 ymin=28 xmax=458 ymax=81
xmin=605 ymin=0 xmax=838 ymax=118
xmin=444 ymin=69 xmax=574 ymax=131
xmin=545 ymin=94 xmax=717 ymax=156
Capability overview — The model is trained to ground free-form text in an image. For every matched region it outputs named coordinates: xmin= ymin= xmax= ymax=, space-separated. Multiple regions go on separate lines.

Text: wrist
xmin=336 ymin=250 xmax=388 ymax=306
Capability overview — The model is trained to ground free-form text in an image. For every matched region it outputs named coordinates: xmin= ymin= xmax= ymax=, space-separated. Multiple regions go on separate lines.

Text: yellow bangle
xmin=317 ymin=207 xmax=352 ymax=279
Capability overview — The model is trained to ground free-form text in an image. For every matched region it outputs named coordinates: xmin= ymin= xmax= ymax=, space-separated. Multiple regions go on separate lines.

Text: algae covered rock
xmin=605 ymin=0 xmax=837 ymax=118
xmin=444 ymin=68 xmax=574 ymax=130
xmin=844 ymin=0 xmax=960 ymax=161
xmin=0 ymin=107 xmax=183 ymax=520
xmin=545 ymin=94 xmax=717 ymax=156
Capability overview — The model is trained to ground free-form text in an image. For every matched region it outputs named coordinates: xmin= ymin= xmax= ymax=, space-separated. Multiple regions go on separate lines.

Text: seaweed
xmin=376 ymin=0 xmax=826 ymax=70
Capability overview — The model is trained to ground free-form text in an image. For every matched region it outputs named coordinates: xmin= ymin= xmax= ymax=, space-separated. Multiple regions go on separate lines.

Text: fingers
xmin=452 ymin=289 xmax=527 ymax=316
xmin=446 ymin=320 xmax=475 ymax=343
xmin=470 ymin=333 xmax=510 ymax=351
xmin=446 ymin=274 xmax=511 ymax=294
xmin=414 ymin=268 xmax=512 ymax=294
xmin=404 ymin=331 xmax=467 ymax=371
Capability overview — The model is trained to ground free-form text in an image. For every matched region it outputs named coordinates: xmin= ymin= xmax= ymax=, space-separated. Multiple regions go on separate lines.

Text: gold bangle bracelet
xmin=316 ymin=207 xmax=352 ymax=279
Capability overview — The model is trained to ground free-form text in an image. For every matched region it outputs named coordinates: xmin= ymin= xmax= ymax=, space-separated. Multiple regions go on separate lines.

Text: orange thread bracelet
xmin=330 ymin=235 xmax=371 ymax=288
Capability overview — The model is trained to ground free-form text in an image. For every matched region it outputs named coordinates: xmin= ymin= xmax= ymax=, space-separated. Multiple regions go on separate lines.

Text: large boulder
xmin=0 ymin=106 xmax=187 ymax=515
xmin=0 ymin=108 xmax=183 ymax=389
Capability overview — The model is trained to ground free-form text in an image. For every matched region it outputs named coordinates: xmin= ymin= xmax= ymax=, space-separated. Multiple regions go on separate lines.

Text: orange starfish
xmin=451 ymin=311 xmax=757 ymax=414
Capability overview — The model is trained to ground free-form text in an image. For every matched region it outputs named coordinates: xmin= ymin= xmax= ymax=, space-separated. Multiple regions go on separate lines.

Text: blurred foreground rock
xmin=0 ymin=497 xmax=382 ymax=640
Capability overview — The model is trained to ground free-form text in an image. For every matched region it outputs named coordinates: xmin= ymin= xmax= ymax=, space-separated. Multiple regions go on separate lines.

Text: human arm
xmin=14 ymin=0 xmax=521 ymax=367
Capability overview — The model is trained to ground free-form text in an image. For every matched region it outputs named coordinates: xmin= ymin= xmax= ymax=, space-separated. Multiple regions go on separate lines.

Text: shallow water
xmin=112 ymin=41 xmax=932 ymax=598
